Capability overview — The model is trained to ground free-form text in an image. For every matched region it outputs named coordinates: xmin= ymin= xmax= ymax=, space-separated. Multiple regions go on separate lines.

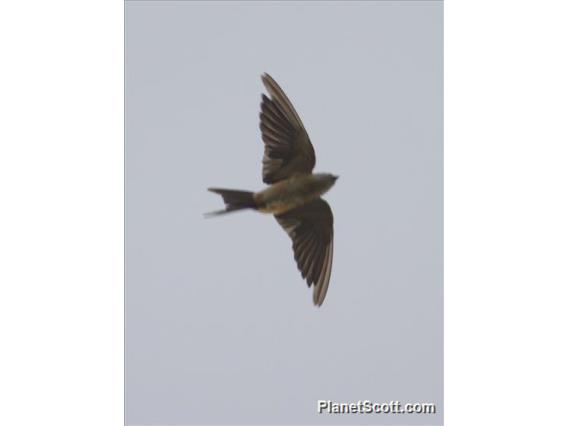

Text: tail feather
xmin=206 ymin=188 xmax=257 ymax=217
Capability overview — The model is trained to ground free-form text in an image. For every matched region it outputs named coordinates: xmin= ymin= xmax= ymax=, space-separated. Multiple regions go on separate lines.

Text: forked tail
xmin=205 ymin=188 xmax=257 ymax=217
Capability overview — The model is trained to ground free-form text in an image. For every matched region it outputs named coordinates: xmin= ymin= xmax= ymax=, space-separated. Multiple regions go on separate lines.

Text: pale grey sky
xmin=126 ymin=1 xmax=442 ymax=425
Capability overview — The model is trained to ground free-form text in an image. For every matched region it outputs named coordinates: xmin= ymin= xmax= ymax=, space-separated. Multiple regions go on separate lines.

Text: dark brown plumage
xmin=259 ymin=75 xmax=316 ymax=184
xmin=275 ymin=199 xmax=334 ymax=306
xmin=207 ymin=73 xmax=337 ymax=306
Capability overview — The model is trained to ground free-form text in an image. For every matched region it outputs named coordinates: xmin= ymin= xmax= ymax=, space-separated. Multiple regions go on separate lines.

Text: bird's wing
xmin=275 ymin=198 xmax=334 ymax=306
xmin=259 ymin=73 xmax=316 ymax=184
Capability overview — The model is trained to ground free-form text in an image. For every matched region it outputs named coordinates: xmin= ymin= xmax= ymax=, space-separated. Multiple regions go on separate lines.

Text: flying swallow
xmin=207 ymin=73 xmax=338 ymax=306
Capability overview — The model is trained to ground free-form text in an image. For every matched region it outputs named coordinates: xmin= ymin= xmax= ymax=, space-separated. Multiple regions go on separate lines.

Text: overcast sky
xmin=126 ymin=1 xmax=443 ymax=425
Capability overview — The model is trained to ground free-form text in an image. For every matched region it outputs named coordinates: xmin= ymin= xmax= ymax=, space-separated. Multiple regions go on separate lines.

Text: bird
xmin=206 ymin=73 xmax=338 ymax=306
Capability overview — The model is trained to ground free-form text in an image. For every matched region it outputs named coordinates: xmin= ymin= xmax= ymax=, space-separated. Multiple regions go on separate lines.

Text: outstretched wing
xmin=259 ymin=73 xmax=316 ymax=184
xmin=275 ymin=198 xmax=334 ymax=306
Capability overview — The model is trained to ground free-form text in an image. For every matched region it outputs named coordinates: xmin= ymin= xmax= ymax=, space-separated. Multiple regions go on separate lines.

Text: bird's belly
xmin=259 ymin=197 xmax=309 ymax=215
xmin=255 ymin=179 xmax=320 ymax=214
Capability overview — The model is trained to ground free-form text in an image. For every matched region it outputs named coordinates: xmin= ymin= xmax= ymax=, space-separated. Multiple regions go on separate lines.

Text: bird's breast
xmin=254 ymin=175 xmax=323 ymax=215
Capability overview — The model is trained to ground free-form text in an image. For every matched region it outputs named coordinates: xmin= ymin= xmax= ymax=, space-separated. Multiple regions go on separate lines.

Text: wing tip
xmin=261 ymin=72 xmax=278 ymax=93
xmin=312 ymin=241 xmax=333 ymax=307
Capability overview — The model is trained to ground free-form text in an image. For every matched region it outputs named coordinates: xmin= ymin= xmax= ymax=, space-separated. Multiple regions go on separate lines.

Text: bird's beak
xmin=332 ymin=175 xmax=339 ymax=181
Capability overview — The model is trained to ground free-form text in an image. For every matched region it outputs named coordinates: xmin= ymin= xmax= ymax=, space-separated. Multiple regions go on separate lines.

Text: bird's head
xmin=313 ymin=173 xmax=339 ymax=195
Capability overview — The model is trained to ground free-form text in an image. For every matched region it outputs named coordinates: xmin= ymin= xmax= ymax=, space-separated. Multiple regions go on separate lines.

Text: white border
xmin=446 ymin=1 xmax=568 ymax=425
xmin=0 ymin=1 xmax=123 ymax=425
